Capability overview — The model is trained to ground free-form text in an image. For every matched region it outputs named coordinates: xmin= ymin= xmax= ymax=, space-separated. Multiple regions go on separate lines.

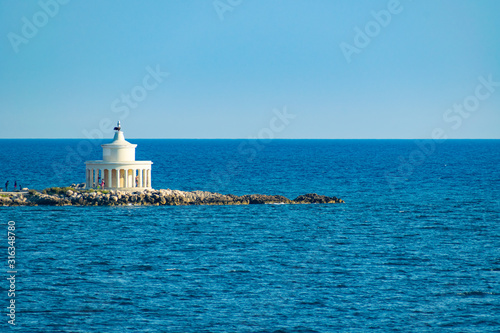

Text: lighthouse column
xmin=115 ymin=169 xmax=119 ymax=189
xmin=103 ymin=169 xmax=108 ymax=189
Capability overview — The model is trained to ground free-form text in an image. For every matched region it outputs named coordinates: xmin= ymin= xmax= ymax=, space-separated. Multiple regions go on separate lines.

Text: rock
xmin=293 ymin=193 xmax=342 ymax=204
xmin=242 ymin=194 xmax=291 ymax=205
xmin=36 ymin=195 xmax=64 ymax=206
xmin=0 ymin=186 xmax=344 ymax=207
xmin=0 ymin=197 xmax=12 ymax=205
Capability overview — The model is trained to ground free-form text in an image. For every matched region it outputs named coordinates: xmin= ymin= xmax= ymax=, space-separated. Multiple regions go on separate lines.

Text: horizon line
xmin=1 ymin=138 xmax=499 ymax=140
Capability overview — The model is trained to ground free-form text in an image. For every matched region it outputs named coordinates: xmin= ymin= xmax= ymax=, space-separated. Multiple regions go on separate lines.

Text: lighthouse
xmin=85 ymin=122 xmax=153 ymax=190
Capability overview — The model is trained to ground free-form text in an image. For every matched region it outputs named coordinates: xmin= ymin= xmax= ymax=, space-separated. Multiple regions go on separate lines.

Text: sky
xmin=0 ymin=0 xmax=499 ymax=139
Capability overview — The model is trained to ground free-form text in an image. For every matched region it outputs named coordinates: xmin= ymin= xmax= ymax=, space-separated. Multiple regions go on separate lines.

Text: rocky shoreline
xmin=0 ymin=187 xmax=344 ymax=207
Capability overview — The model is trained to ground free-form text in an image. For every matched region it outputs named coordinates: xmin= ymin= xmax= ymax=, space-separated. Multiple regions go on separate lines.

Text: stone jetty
xmin=0 ymin=187 xmax=344 ymax=207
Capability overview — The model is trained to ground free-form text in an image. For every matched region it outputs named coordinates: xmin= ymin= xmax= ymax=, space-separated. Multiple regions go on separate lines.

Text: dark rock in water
xmin=243 ymin=194 xmax=292 ymax=205
xmin=0 ymin=188 xmax=344 ymax=207
xmin=33 ymin=195 xmax=65 ymax=206
xmin=293 ymin=193 xmax=344 ymax=204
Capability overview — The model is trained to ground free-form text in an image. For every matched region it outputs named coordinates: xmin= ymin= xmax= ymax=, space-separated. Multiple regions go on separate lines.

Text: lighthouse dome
xmin=101 ymin=130 xmax=137 ymax=162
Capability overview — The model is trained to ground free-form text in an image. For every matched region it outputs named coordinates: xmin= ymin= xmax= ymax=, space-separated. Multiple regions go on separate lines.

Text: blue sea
xmin=0 ymin=139 xmax=499 ymax=332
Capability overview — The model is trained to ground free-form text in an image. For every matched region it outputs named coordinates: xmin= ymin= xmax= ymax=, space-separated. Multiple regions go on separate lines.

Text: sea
xmin=0 ymin=139 xmax=499 ymax=332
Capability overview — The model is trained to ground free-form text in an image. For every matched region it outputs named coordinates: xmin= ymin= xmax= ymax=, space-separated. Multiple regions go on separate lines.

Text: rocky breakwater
xmin=0 ymin=187 xmax=344 ymax=207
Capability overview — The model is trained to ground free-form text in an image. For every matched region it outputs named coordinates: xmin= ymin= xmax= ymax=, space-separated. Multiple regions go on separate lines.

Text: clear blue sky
xmin=1 ymin=0 xmax=499 ymax=138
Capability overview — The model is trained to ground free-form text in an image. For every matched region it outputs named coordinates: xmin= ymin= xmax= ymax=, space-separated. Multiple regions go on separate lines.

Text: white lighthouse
xmin=85 ymin=122 xmax=153 ymax=190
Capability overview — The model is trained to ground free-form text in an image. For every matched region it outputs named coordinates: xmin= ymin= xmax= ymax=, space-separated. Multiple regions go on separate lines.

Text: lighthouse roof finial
xmin=113 ymin=121 xmax=121 ymax=131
